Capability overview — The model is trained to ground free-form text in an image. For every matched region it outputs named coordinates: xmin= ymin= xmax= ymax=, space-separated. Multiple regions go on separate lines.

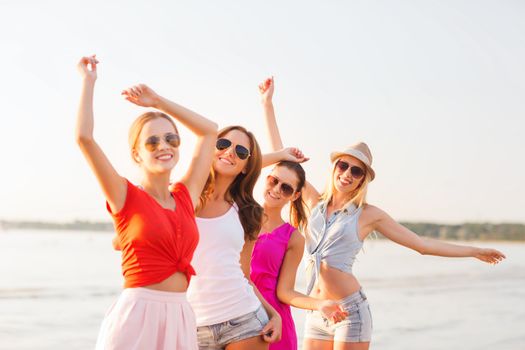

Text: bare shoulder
xmin=361 ymin=204 xmax=387 ymax=221
xmin=288 ymin=229 xmax=305 ymax=249
xmin=359 ymin=204 xmax=390 ymax=236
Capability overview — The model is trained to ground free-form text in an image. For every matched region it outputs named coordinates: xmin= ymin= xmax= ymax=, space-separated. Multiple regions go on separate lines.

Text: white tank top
xmin=187 ymin=204 xmax=261 ymax=326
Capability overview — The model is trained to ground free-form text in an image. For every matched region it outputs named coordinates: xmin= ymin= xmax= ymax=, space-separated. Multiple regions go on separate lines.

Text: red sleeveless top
xmin=107 ymin=180 xmax=199 ymax=288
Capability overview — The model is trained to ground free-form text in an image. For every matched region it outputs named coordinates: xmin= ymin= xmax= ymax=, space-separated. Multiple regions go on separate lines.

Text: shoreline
xmin=2 ymin=227 xmax=525 ymax=242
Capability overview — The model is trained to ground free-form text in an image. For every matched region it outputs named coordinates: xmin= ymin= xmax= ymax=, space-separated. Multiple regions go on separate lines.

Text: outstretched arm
xmin=122 ymin=84 xmax=217 ymax=208
xmin=259 ymin=77 xmax=321 ymax=210
xmin=276 ymin=231 xmax=347 ymax=323
xmin=372 ymin=206 xmax=506 ymax=264
xmin=75 ymin=55 xmax=127 ymax=214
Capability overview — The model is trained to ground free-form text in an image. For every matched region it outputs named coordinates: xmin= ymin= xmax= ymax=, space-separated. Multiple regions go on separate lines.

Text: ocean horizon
xmin=1 ymin=230 xmax=523 ymax=349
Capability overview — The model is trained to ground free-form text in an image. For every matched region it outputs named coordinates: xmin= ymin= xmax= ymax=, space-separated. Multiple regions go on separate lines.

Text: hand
xmin=258 ymin=76 xmax=274 ymax=104
xmin=319 ymin=300 xmax=348 ymax=324
xmin=280 ymin=147 xmax=309 ymax=163
xmin=121 ymin=84 xmax=161 ymax=108
xmin=111 ymin=235 xmax=122 ymax=251
xmin=261 ymin=313 xmax=282 ymax=343
xmin=77 ymin=55 xmax=98 ymax=82
xmin=474 ymin=248 xmax=506 ymax=264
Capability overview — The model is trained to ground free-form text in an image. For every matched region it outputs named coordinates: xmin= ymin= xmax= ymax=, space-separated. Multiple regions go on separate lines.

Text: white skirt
xmin=95 ymin=288 xmax=198 ymax=350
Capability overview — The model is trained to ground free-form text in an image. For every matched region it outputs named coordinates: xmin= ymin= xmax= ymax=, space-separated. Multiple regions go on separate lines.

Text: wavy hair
xmin=198 ymin=126 xmax=264 ymax=241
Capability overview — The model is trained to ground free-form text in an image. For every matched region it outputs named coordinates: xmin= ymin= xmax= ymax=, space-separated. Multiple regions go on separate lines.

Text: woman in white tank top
xmin=187 ymin=125 xmax=283 ymax=350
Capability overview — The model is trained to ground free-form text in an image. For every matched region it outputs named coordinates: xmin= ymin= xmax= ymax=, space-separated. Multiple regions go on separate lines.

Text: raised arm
xmin=122 ymin=84 xmax=217 ymax=208
xmin=259 ymin=77 xmax=283 ymax=151
xmin=259 ymin=77 xmax=321 ymax=210
xmin=276 ymin=230 xmax=347 ymax=323
xmin=75 ymin=55 xmax=127 ymax=214
xmin=262 ymin=147 xmax=309 ymax=168
xmin=371 ymin=206 xmax=506 ymax=264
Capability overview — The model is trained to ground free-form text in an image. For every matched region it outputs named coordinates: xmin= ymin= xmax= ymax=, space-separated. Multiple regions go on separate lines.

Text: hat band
xmin=340 ymin=149 xmax=370 ymax=166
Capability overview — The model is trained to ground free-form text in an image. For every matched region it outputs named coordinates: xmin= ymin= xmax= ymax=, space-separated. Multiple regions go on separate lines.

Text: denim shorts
xmin=304 ymin=289 xmax=373 ymax=343
xmin=196 ymin=305 xmax=269 ymax=349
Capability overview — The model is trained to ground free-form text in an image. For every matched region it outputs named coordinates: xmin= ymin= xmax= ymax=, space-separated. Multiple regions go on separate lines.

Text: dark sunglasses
xmin=216 ymin=138 xmax=251 ymax=160
xmin=266 ymin=175 xmax=295 ymax=198
xmin=144 ymin=133 xmax=180 ymax=152
xmin=335 ymin=160 xmax=365 ymax=179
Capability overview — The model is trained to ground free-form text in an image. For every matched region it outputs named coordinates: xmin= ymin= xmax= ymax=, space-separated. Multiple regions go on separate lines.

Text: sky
xmin=0 ymin=0 xmax=524 ymax=224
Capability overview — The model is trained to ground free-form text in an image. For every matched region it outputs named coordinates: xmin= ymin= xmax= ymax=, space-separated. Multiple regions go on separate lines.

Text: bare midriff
xmin=143 ymin=271 xmax=189 ymax=292
xmin=309 ymin=262 xmax=361 ymax=300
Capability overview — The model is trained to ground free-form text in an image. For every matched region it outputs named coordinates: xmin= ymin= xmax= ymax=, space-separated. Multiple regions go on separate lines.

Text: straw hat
xmin=330 ymin=142 xmax=375 ymax=181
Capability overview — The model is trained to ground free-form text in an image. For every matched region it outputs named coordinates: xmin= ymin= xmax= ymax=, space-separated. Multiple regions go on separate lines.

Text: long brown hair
xmin=275 ymin=161 xmax=309 ymax=232
xmin=198 ymin=126 xmax=264 ymax=241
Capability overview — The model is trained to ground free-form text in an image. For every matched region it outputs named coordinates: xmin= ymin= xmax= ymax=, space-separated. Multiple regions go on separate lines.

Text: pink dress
xmin=251 ymin=222 xmax=297 ymax=350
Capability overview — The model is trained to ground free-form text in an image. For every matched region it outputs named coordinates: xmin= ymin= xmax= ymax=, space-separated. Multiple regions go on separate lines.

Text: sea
xmin=1 ymin=230 xmax=524 ymax=349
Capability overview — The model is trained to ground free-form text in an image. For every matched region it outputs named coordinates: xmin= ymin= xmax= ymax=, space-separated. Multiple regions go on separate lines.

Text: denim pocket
xmin=228 ymin=309 xmax=257 ymax=326
xmin=342 ymin=301 xmax=360 ymax=314
xmin=367 ymin=304 xmax=373 ymax=330
xmin=254 ymin=306 xmax=269 ymax=327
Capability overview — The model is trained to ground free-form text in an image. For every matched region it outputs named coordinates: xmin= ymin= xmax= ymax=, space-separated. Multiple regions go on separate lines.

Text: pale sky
xmin=1 ymin=0 xmax=524 ymax=223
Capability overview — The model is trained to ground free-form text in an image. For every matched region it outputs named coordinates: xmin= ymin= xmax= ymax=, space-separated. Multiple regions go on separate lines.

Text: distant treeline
xmin=1 ymin=220 xmax=525 ymax=241
xmin=391 ymin=222 xmax=525 ymax=241
xmin=0 ymin=220 xmax=113 ymax=232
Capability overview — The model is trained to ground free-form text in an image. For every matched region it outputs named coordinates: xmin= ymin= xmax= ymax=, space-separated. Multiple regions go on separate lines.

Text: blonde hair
xmin=320 ymin=158 xmax=373 ymax=209
xmin=128 ymin=111 xmax=179 ymax=162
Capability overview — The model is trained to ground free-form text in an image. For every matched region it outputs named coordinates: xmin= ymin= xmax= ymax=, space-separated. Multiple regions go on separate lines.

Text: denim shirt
xmin=305 ymin=201 xmax=364 ymax=295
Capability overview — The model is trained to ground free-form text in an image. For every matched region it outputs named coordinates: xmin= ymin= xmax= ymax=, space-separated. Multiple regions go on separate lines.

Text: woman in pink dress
xmin=250 ymin=78 xmax=347 ymax=350
xmin=257 ymin=77 xmax=506 ymax=350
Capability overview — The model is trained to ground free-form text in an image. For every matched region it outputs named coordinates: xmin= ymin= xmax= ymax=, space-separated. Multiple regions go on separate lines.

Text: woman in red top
xmin=76 ymin=55 xmax=217 ymax=350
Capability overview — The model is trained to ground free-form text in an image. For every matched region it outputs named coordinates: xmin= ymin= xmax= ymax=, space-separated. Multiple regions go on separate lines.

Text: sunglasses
xmin=144 ymin=133 xmax=181 ymax=152
xmin=335 ymin=160 xmax=365 ymax=179
xmin=266 ymin=175 xmax=295 ymax=198
xmin=216 ymin=138 xmax=251 ymax=160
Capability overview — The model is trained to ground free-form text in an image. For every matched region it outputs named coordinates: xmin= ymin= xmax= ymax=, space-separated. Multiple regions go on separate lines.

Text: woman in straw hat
xmin=259 ymin=77 xmax=506 ymax=350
